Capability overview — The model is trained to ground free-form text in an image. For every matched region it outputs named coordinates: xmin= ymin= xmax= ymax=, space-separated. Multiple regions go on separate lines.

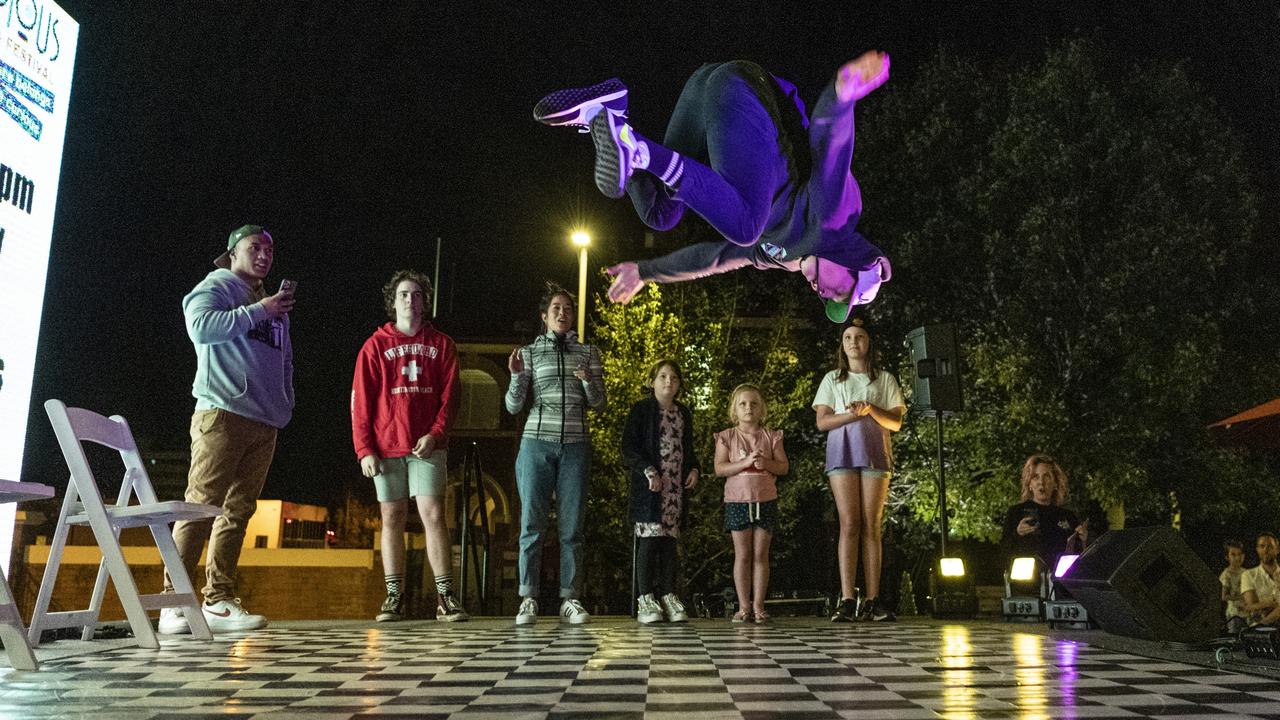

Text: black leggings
xmin=636 ymin=536 xmax=678 ymax=597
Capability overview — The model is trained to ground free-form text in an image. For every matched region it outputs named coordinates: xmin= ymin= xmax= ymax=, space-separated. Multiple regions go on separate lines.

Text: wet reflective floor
xmin=1 ymin=618 xmax=1278 ymax=719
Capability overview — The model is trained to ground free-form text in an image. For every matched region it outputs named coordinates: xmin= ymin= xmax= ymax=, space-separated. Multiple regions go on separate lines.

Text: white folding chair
xmin=29 ymin=399 xmax=221 ymax=649
xmin=0 ymin=480 xmax=55 ymax=670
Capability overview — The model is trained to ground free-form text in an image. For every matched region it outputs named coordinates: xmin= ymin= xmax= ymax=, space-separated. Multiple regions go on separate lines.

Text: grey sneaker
xmin=636 ymin=594 xmax=663 ymax=624
xmin=437 ymin=592 xmax=470 ymax=622
xmin=376 ymin=592 xmax=403 ymax=622
xmin=515 ymin=597 xmax=538 ymax=625
xmin=157 ymin=607 xmax=190 ymax=635
xmin=660 ymin=593 xmax=688 ymax=623
xmin=589 ymin=109 xmax=641 ymax=199
xmin=533 ymin=78 xmax=629 ymax=129
xmin=560 ymin=598 xmax=590 ymax=624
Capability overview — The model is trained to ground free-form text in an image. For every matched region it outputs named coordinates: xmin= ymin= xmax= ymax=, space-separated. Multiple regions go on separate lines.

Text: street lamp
xmin=571 ymin=230 xmax=591 ymax=340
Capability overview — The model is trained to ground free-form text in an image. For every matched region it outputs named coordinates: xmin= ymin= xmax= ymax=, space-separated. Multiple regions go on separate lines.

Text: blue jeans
xmin=515 ymin=438 xmax=590 ymax=599
xmin=626 ymin=61 xmax=795 ymax=247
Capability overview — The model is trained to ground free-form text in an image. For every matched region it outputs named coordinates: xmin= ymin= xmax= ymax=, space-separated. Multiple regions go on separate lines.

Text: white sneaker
xmin=660 ymin=593 xmax=689 ymax=623
xmin=157 ymin=607 xmax=190 ymax=635
xmin=560 ymin=598 xmax=590 ymax=624
xmin=202 ymin=598 xmax=268 ymax=632
xmin=636 ymin=594 xmax=663 ymax=624
xmin=515 ymin=597 xmax=538 ymax=625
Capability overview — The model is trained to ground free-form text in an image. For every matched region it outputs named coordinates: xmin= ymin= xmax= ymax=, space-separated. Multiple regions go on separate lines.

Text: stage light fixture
xmin=1045 ymin=554 xmax=1090 ymax=628
xmin=1054 ymin=554 xmax=1079 ymax=578
xmin=1002 ymin=556 xmax=1046 ymax=622
xmin=930 ymin=557 xmax=977 ymax=618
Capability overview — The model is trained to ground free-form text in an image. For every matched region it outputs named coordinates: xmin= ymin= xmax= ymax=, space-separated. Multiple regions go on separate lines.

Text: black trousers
xmin=636 ymin=535 xmax=678 ymax=597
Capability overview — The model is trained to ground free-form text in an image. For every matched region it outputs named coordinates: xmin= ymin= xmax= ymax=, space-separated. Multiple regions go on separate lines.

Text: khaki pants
xmin=164 ymin=409 xmax=277 ymax=603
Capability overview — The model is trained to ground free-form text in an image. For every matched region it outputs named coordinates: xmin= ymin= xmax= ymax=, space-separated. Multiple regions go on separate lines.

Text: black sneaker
xmin=860 ymin=596 xmax=896 ymax=622
xmin=533 ymin=78 xmax=629 ymax=129
xmin=831 ymin=597 xmax=858 ymax=623
xmin=376 ymin=592 xmax=403 ymax=622
xmin=437 ymin=592 xmax=470 ymax=622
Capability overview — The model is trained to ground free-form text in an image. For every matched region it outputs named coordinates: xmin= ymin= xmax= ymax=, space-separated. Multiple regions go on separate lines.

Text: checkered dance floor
xmin=2 ymin=618 xmax=1279 ymax=719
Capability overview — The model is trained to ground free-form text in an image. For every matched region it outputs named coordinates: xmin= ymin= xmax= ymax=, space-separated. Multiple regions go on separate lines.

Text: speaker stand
xmin=935 ymin=412 xmax=949 ymax=556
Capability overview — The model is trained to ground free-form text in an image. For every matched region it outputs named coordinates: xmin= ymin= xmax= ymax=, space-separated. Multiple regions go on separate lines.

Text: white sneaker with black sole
xmin=560 ymin=598 xmax=590 ymax=624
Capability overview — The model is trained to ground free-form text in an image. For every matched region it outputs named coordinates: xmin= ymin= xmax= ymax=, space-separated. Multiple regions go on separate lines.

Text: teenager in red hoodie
xmin=351 ymin=270 xmax=466 ymax=622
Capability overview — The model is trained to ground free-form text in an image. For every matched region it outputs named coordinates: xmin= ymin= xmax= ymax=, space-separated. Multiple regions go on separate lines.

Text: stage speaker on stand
xmin=1058 ymin=526 xmax=1221 ymax=644
xmin=906 ymin=324 xmax=963 ymax=415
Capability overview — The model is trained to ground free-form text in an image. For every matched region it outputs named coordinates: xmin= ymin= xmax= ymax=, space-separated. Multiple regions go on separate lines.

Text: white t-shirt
xmin=812 ymin=369 xmax=905 ymax=415
xmin=1241 ymin=564 xmax=1279 ymax=610
xmin=1220 ymin=567 xmax=1245 ymax=619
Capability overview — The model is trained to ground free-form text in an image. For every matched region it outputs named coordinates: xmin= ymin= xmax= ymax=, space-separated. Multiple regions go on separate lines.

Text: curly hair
xmin=382 ymin=270 xmax=433 ymax=320
xmin=834 ymin=317 xmax=881 ymax=383
xmin=1019 ymin=453 xmax=1069 ymax=506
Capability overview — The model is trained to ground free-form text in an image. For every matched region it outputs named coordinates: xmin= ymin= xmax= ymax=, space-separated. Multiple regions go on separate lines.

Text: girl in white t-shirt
xmin=812 ymin=318 xmax=905 ymax=622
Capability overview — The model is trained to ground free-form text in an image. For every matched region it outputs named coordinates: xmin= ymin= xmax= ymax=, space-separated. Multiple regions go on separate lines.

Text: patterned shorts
xmin=724 ymin=500 xmax=778 ymax=533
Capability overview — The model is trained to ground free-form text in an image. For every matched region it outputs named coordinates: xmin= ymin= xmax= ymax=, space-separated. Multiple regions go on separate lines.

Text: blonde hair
xmin=1019 ymin=453 xmax=1069 ymax=506
xmin=727 ymin=383 xmax=768 ymax=425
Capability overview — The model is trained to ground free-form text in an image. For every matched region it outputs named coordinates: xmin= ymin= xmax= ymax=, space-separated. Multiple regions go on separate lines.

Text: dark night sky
xmin=19 ymin=1 xmax=1279 ymax=505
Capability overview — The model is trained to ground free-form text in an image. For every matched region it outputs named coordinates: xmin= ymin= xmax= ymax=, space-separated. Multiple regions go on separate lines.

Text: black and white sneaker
xmin=589 ymin=110 xmax=643 ymax=199
xmin=830 ymin=597 xmax=857 ymax=623
xmin=859 ymin=596 xmax=896 ymax=622
xmin=533 ymin=78 xmax=629 ymax=130
xmin=376 ymin=592 xmax=403 ymax=622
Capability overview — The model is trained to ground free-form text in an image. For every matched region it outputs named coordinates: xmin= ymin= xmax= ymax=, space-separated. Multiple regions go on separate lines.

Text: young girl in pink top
xmin=714 ymin=383 xmax=789 ymax=623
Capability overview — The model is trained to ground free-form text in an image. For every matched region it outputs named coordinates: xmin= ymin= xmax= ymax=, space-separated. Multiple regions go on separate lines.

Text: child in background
xmin=1222 ymin=539 xmax=1247 ymax=633
xmin=714 ymin=384 xmax=789 ymax=623
xmin=621 ymin=360 xmax=701 ymax=623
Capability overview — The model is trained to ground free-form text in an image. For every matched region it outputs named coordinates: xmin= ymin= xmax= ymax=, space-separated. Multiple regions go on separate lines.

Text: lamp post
xmin=571 ymin=230 xmax=591 ymax=340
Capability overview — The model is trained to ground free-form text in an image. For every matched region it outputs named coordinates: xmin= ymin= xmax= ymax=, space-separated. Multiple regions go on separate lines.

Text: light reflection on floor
xmin=0 ymin=618 xmax=1277 ymax=719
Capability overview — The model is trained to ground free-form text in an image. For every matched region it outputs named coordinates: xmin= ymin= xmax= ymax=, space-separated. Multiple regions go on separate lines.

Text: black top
xmin=1000 ymin=500 xmax=1079 ymax=566
xmin=620 ymin=398 xmax=700 ymax=525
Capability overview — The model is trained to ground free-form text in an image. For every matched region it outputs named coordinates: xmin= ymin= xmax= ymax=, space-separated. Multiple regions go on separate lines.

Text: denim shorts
xmin=374 ymin=452 xmax=447 ymax=502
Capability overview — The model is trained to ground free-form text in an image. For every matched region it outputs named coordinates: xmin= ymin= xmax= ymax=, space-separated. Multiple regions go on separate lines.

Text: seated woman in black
xmin=1001 ymin=453 xmax=1079 ymax=567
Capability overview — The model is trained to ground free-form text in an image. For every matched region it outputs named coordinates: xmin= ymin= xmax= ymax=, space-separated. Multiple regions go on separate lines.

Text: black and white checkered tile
xmin=2 ymin=619 xmax=1279 ymax=719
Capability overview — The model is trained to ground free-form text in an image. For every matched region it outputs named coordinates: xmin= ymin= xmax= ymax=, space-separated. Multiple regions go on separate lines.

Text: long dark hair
xmin=538 ymin=281 xmax=575 ymax=333
xmin=834 ymin=317 xmax=880 ymax=382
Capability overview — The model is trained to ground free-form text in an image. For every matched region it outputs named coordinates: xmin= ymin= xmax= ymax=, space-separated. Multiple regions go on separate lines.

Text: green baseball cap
xmin=214 ymin=224 xmax=271 ymax=268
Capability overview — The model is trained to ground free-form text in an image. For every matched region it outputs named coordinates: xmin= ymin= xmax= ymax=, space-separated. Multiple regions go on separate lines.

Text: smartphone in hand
xmin=279 ymin=279 xmax=297 ymax=296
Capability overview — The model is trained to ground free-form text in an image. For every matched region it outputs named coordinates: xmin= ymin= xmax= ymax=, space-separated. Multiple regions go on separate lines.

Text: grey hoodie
xmin=183 ymin=269 xmax=294 ymax=428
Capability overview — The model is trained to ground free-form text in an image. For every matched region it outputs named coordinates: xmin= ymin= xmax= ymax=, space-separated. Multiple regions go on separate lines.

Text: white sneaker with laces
xmin=157 ymin=607 xmax=190 ymax=635
xmin=202 ymin=598 xmax=268 ymax=632
xmin=560 ymin=598 xmax=590 ymax=624
xmin=515 ymin=597 xmax=538 ymax=625
xmin=660 ymin=593 xmax=689 ymax=623
xmin=636 ymin=594 xmax=663 ymax=624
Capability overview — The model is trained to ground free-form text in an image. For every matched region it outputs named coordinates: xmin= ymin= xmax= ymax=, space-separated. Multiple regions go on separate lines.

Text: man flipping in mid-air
xmin=533 ymin=51 xmax=892 ymax=322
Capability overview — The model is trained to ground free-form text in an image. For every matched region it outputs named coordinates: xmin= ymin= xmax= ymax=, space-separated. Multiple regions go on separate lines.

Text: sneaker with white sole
xmin=533 ymin=78 xmax=628 ymax=130
xmin=589 ymin=109 xmax=643 ymax=199
xmin=636 ymin=594 xmax=663 ymax=624
xmin=436 ymin=592 xmax=470 ymax=622
xmin=560 ymin=598 xmax=590 ymax=624
xmin=660 ymin=593 xmax=689 ymax=623
xmin=157 ymin=607 xmax=190 ymax=635
xmin=515 ymin=597 xmax=538 ymax=625
xmin=376 ymin=591 xmax=403 ymax=622
xmin=202 ymin=598 xmax=268 ymax=632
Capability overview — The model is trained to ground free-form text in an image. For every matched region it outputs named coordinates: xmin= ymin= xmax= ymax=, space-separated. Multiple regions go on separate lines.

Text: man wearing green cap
xmin=158 ymin=224 xmax=295 ymax=635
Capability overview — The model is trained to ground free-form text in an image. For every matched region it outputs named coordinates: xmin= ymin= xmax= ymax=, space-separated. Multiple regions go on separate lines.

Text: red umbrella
xmin=1208 ymin=397 xmax=1280 ymax=451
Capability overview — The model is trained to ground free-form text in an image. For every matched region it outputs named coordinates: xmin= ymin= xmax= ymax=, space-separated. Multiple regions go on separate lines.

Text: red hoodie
xmin=351 ymin=322 xmax=460 ymax=460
